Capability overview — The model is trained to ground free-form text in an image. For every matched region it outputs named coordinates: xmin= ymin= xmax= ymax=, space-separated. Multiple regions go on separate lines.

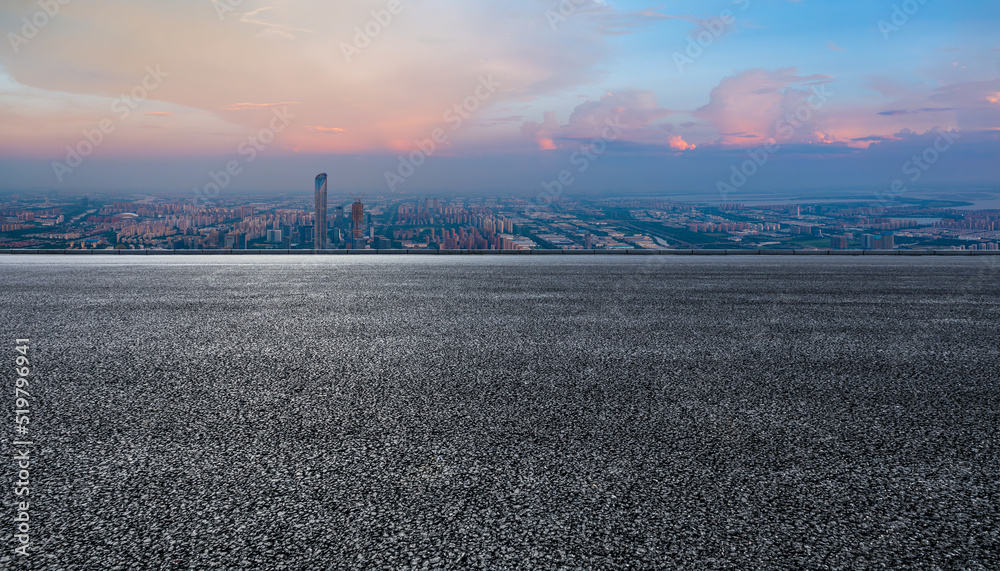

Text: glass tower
xmin=314 ymin=173 xmax=328 ymax=249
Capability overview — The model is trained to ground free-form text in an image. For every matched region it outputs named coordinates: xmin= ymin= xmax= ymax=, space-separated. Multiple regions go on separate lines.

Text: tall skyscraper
xmin=351 ymin=197 xmax=365 ymax=249
xmin=314 ymin=173 xmax=328 ymax=249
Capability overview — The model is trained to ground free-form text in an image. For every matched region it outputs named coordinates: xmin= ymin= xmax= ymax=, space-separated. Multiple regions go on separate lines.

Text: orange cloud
xmin=223 ymin=102 xmax=300 ymax=111
xmin=308 ymin=126 xmax=349 ymax=133
xmin=668 ymin=135 xmax=695 ymax=151
xmin=0 ymin=1 xmax=623 ymax=157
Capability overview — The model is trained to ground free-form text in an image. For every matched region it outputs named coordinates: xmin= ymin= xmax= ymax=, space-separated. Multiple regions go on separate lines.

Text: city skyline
xmin=3 ymin=187 xmax=998 ymax=252
xmin=4 ymin=3 xmax=1000 ymax=568
xmin=0 ymin=1 xmax=997 ymax=197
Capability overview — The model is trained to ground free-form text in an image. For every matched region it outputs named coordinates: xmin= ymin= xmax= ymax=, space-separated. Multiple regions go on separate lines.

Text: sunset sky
xmin=1 ymin=0 xmax=997 ymax=197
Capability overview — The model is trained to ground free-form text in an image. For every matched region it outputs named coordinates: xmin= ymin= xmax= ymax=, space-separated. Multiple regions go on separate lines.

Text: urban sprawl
xmin=1 ymin=189 xmax=998 ymax=252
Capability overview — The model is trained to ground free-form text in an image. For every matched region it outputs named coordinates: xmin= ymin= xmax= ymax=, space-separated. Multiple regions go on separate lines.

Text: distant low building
xmin=863 ymin=233 xmax=894 ymax=250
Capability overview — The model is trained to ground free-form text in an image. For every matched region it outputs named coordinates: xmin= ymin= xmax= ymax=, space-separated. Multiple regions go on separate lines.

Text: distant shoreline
xmin=1 ymin=249 xmax=998 ymax=256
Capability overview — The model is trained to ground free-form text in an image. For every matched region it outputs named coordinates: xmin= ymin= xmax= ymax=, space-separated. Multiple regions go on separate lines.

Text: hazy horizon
xmin=2 ymin=1 xmax=998 ymax=199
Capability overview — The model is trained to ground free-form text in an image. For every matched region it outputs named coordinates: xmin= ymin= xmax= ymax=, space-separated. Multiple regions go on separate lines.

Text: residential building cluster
xmin=2 ymin=189 xmax=999 ymax=252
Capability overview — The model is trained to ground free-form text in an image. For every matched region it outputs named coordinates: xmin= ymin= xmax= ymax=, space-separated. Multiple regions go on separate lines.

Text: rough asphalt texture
xmin=1 ymin=256 xmax=998 ymax=570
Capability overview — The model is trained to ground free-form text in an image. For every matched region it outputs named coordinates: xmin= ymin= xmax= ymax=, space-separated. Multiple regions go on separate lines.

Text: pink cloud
xmin=828 ymin=78 xmax=1000 ymax=146
xmin=223 ymin=102 xmax=300 ymax=111
xmin=522 ymin=90 xmax=674 ymax=150
xmin=521 ymin=111 xmax=561 ymax=151
xmin=0 ymin=1 xmax=635 ymax=156
xmin=695 ymin=68 xmax=835 ymax=147
xmin=538 ymin=138 xmax=558 ymax=151
xmin=307 ymin=126 xmax=348 ymax=133
xmin=668 ymin=135 xmax=695 ymax=151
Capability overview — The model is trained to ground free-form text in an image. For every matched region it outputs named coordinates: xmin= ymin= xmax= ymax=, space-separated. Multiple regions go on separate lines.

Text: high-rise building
xmin=830 ymin=235 xmax=848 ymax=250
xmin=351 ymin=198 xmax=365 ymax=249
xmin=314 ymin=173 xmax=328 ymax=249
xmin=225 ymin=232 xmax=246 ymax=249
